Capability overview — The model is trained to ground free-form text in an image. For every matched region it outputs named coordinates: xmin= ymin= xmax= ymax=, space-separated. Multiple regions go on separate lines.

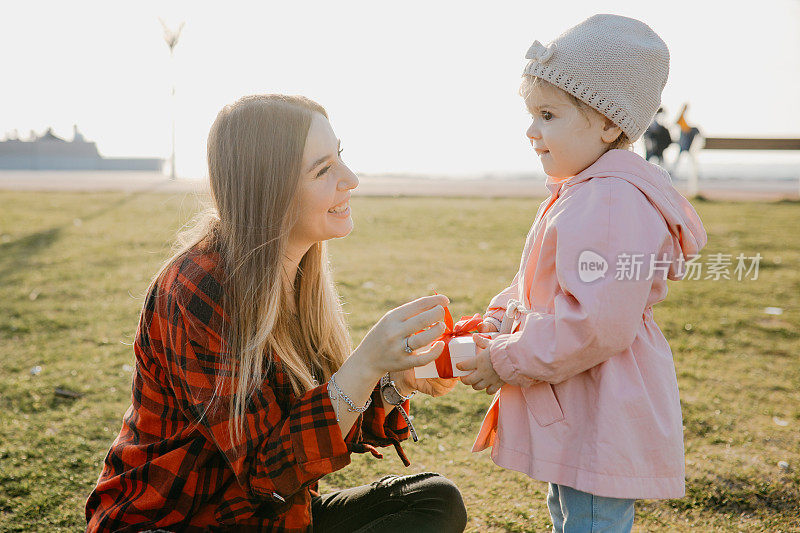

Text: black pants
xmin=311 ymin=472 xmax=467 ymax=533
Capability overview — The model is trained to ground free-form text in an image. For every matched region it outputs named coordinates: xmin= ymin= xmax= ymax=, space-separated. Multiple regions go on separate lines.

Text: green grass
xmin=0 ymin=190 xmax=798 ymax=532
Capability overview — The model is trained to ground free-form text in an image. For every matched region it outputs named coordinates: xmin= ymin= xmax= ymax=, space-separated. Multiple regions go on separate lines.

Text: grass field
xmin=0 ymin=190 xmax=798 ymax=532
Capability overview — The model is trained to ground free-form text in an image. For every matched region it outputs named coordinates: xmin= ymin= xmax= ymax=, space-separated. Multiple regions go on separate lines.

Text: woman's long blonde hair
xmin=148 ymin=94 xmax=351 ymax=441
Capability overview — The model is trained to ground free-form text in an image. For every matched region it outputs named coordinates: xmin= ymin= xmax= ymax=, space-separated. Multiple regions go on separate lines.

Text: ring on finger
xmin=404 ymin=336 xmax=413 ymax=353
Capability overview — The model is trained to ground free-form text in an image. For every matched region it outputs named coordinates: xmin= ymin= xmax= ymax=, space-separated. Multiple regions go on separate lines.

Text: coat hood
xmin=551 ymin=149 xmax=708 ymax=280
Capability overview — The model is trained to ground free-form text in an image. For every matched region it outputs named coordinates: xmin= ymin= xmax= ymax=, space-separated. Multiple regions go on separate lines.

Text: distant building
xmin=0 ymin=125 xmax=163 ymax=171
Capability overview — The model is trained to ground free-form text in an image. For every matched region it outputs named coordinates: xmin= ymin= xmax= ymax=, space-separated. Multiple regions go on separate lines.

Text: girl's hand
xmin=457 ymin=334 xmax=505 ymax=395
xmin=477 ymin=320 xmax=499 ymax=333
xmin=352 ymin=294 xmax=449 ymax=380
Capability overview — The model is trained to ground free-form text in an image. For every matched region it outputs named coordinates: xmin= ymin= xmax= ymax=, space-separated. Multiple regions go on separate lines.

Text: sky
xmin=2 ymin=0 xmax=799 ymax=178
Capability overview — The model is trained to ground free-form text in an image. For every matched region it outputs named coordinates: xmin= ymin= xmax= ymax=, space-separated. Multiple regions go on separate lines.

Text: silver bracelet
xmin=392 ymin=379 xmax=416 ymax=402
xmin=485 ymin=316 xmax=502 ymax=332
xmin=397 ymin=388 xmax=415 ymax=402
xmin=327 ymin=372 xmax=372 ymax=422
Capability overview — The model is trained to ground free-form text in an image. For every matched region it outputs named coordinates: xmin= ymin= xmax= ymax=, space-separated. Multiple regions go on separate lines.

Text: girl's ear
xmin=600 ymin=117 xmax=623 ymax=145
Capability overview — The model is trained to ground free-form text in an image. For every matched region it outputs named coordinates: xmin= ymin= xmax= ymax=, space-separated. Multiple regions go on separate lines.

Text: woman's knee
xmin=399 ymin=472 xmax=468 ymax=532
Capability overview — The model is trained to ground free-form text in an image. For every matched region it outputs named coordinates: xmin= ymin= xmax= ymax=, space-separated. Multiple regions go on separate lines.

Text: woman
xmin=85 ymin=95 xmax=468 ymax=532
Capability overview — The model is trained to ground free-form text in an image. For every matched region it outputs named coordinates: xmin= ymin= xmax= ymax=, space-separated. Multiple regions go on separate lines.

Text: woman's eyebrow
xmin=306 ymin=140 xmax=341 ymax=173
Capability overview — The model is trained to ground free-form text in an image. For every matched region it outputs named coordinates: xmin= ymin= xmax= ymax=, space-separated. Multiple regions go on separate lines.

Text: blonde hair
xmin=520 ymin=75 xmax=631 ymax=151
xmin=147 ymin=94 xmax=351 ymax=442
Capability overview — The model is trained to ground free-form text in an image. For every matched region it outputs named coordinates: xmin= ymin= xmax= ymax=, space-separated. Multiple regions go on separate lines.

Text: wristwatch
xmin=380 ymin=374 xmax=418 ymax=442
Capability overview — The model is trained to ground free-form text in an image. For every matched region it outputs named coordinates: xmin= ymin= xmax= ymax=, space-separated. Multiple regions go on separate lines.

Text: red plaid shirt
xmin=85 ymin=246 xmax=410 ymax=532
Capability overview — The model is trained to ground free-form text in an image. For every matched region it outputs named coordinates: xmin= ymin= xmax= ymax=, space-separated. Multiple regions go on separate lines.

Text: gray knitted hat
xmin=523 ymin=14 xmax=669 ymax=142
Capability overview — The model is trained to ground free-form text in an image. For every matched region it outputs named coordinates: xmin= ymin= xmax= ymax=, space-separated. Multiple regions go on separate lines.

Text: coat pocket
xmin=520 ymin=382 xmax=565 ymax=427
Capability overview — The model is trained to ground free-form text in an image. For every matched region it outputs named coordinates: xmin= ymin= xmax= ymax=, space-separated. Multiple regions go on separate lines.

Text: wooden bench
xmin=703 ymin=137 xmax=800 ymax=151
xmin=680 ymin=137 xmax=800 ymax=197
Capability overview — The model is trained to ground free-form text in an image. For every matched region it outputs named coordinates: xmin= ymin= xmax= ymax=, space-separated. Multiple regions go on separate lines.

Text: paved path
xmin=0 ymin=170 xmax=797 ymax=201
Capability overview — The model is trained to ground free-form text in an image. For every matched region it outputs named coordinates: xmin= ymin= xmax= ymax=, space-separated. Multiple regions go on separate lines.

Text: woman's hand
xmin=352 ymin=294 xmax=450 ymax=380
xmin=391 ymin=371 xmax=458 ymax=397
xmin=332 ymin=294 xmax=450 ymax=436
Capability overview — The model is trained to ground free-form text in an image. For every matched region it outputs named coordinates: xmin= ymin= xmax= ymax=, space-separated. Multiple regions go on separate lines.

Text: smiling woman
xmin=291 ymin=114 xmax=357 ymax=255
xmin=84 ymin=94 xmax=467 ymax=533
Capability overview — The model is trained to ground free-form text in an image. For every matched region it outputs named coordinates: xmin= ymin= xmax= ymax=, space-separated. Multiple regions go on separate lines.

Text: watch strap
xmin=380 ymin=374 xmax=419 ymax=442
xmin=396 ymin=400 xmax=418 ymax=442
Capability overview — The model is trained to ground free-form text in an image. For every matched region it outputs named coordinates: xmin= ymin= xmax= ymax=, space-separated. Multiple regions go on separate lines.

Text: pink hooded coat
xmin=473 ymin=149 xmax=707 ymax=499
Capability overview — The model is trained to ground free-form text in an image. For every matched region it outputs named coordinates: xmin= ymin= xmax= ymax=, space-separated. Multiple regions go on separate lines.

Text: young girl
xmin=457 ymin=14 xmax=708 ymax=531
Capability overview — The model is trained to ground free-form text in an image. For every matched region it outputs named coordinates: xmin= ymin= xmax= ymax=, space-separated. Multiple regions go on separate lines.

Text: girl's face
xmin=525 ymin=82 xmax=623 ymax=179
xmin=290 ymin=113 xmax=359 ymax=250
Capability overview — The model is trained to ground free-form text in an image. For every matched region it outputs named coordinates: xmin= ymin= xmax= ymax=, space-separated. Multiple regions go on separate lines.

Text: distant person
xmin=85 ymin=95 xmax=467 ymax=532
xmin=644 ymin=107 xmax=672 ymax=165
xmin=671 ymin=102 xmax=701 ymax=173
xmin=461 ymin=15 xmax=707 ymax=533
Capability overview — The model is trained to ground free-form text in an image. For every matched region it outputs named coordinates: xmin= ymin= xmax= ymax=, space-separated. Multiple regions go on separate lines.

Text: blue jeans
xmin=547 ymin=483 xmax=635 ymax=533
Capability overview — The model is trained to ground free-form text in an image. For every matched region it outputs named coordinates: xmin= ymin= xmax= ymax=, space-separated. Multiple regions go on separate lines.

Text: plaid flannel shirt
xmin=85 ymin=246 xmax=410 ymax=532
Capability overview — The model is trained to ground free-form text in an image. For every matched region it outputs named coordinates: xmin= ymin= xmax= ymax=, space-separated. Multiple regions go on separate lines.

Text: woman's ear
xmin=600 ymin=117 xmax=623 ymax=145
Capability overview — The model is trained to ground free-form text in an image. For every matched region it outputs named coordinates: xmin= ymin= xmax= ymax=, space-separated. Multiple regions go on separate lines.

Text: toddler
xmin=457 ymin=14 xmax=708 ymax=532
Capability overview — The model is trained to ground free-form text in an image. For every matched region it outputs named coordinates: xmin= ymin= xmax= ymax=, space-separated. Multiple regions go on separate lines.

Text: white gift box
xmin=414 ymin=335 xmax=489 ymax=379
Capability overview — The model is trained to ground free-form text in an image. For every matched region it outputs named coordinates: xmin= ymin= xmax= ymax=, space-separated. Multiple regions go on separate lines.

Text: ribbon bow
xmin=525 ymin=40 xmax=555 ymax=64
xmin=433 ymin=306 xmax=485 ymax=379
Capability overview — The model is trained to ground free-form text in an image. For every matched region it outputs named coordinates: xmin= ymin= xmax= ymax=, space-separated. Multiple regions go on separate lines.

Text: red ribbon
xmin=433 ymin=307 xmax=485 ymax=379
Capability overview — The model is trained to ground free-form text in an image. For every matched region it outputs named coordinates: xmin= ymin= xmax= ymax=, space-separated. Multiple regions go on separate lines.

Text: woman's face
xmin=290 ymin=113 xmax=359 ymax=250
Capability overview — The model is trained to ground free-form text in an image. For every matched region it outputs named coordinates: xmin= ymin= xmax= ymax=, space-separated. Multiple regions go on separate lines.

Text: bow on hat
xmin=525 ymin=40 xmax=555 ymax=63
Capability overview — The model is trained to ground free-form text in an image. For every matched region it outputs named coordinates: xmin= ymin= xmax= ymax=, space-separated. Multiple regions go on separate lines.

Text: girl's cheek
xmin=565 ymin=112 xmax=592 ymax=134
